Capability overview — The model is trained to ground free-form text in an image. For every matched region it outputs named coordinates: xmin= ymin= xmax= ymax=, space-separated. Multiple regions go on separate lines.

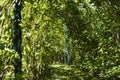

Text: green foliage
xmin=0 ymin=0 xmax=120 ymax=79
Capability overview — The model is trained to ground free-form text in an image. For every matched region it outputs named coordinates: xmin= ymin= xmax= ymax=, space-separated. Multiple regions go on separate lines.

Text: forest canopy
xmin=0 ymin=0 xmax=120 ymax=80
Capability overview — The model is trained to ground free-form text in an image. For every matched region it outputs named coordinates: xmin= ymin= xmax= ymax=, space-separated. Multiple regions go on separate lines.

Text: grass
xmin=50 ymin=63 xmax=83 ymax=80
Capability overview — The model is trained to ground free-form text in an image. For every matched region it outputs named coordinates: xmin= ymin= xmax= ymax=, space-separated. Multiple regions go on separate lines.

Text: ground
xmin=50 ymin=63 xmax=83 ymax=80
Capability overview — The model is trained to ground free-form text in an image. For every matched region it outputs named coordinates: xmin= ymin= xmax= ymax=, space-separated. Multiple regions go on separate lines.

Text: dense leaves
xmin=0 ymin=0 xmax=120 ymax=80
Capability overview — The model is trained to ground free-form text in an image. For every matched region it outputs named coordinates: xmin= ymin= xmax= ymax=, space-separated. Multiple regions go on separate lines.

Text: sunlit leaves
xmin=0 ymin=0 xmax=120 ymax=79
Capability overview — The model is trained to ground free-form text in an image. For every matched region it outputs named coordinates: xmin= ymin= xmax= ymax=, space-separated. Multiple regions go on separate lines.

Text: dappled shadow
xmin=50 ymin=64 xmax=84 ymax=80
